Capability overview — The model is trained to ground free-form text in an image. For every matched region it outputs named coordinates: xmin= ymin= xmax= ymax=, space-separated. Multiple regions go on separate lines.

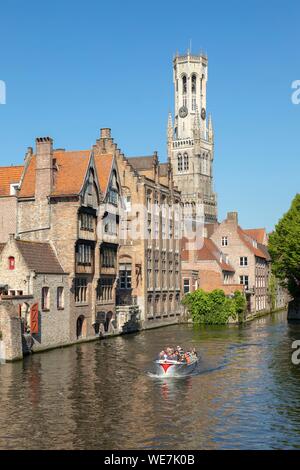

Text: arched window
xmin=177 ymin=153 xmax=183 ymax=172
xmin=8 ymin=256 xmax=15 ymax=270
xmin=182 ymin=75 xmax=187 ymax=94
xmin=191 ymin=74 xmax=196 ymax=93
xmin=183 ymin=153 xmax=189 ymax=171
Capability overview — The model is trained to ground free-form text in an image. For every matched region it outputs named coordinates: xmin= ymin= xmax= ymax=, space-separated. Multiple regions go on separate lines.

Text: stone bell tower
xmin=167 ymin=50 xmax=218 ymax=223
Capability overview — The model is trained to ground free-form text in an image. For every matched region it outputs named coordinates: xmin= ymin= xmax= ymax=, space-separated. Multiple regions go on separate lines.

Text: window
xmin=183 ymin=153 xmax=189 ymax=171
xmin=191 ymin=74 xmax=196 ymax=93
xmin=182 ymin=75 xmax=187 ymax=94
xmin=77 ymin=244 xmax=93 ymax=266
xmin=57 ymin=287 xmax=64 ymax=309
xmin=240 ymin=275 xmax=249 ymax=288
xmin=80 ymin=212 xmax=94 ymax=231
xmin=75 ymin=278 xmax=88 ymax=304
xmin=240 ymin=256 xmax=248 ymax=266
xmin=178 ymin=153 xmax=183 ymax=172
xmin=96 ymin=277 xmax=114 ymax=302
xmin=42 ymin=287 xmax=50 ymax=310
xmin=103 ymin=213 xmax=118 ymax=236
xmin=100 ymin=245 xmax=117 ymax=268
xmin=183 ymin=279 xmax=190 ymax=294
xmin=119 ymin=263 xmax=132 ymax=289
xmin=147 ymin=295 xmax=153 ymax=317
xmin=124 ymin=195 xmax=131 ymax=212
xmin=8 ymin=256 xmax=15 ymax=270
xmin=147 ymin=192 xmax=152 ymax=211
xmin=221 ymin=236 xmax=228 ymax=246
xmin=10 ymin=184 xmax=19 ymax=196
xmin=108 ymin=189 xmax=118 ymax=205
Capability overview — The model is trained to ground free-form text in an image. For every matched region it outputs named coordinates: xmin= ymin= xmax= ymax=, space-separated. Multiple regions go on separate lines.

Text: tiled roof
xmin=19 ymin=150 xmax=91 ymax=198
xmin=159 ymin=163 xmax=168 ymax=176
xmin=16 ymin=240 xmax=65 ymax=274
xmin=0 ymin=166 xmax=24 ymax=197
xmin=127 ymin=156 xmax=154 ymax=171
xmin=244 ymin=228 xmax=267 ymax=245
xmin=257 ymin=242 xmax=271 ymax=261
xmin=94 ymin=154 xmax=114 ymax=195
xmin=182 ymin=237 xmax=235 ymax=272
xmin=237 ymin=227 xmax=268 ymax=259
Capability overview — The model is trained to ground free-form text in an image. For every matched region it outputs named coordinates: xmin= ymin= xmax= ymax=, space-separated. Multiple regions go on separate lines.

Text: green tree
xmin=182 ymin=288 xmax=244 ymax=325
xmin=268 ymin=273 xmax=277 ymax=311
xmin=268 ymin=194 xmax=300 ymax=299
xmin=233 ymin=290 xmax=247 ymax=322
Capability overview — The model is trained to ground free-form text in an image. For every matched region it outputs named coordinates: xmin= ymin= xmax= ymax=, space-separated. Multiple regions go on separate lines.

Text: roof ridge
xmin=16 ymin=239 xmax=51 ymax=245
xmin=0 ymin=165 xmax=24 ymax=169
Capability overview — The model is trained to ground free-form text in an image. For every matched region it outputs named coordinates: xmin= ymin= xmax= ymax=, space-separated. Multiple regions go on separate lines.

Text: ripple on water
xmin=1 ymin=311 xmax=300 ymax=449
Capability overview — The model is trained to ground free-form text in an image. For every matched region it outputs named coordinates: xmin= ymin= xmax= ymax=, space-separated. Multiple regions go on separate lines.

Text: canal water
xmin=1 ymin=310 xmax=300 ymax=450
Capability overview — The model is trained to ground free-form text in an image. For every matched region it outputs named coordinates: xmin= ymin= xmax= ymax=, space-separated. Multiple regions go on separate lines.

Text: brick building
xmin=0 ymin=165 xmax=24 ymax=243
xmin=0 ymin=235 xmax=69 ymax=351
xmin=93 ymin=129 xmax=183 ymax=326
xmin=209 ymin=212 xmax=271 ymax=313
xmin=0 ymin=134 xmax=123 ymax=350
xmin=181 ymin=237 xmax=242 ymax=296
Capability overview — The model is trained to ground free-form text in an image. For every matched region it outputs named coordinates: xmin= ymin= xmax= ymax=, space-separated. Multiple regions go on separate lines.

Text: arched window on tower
xmin=191 ymin=74 xmax=196 ymax=93
xmin=177 ymin=153 xmax=183 ymax=172
xmin=182 ymin=75 xmax=187 ymax=94
xmin=183 ymin=153 xmax=189 ymax=171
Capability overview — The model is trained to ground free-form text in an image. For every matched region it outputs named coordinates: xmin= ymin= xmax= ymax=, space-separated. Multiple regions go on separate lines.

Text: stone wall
xmin=31 ymin=273 xmax=70 ymax=351
xmin=0 ymin=197 xmax=17 ymax=243
xmin=0 ymin=300 xmax=23 ymax=361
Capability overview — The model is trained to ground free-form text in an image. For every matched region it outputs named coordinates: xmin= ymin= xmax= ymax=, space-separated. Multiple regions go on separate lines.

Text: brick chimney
xmin=35 ymin=137 xmax=53 ymax=200
xmin=95 ymin=128 xmax=115 ymax=153
xmin=100 ymin=128 xmax=111 ymax=139
xmin=227 ymin=211 xmax=238 ymax=224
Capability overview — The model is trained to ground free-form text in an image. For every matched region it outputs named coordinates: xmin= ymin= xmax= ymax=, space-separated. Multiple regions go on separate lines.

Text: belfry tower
xmin=167 ymin=51 xmax=218 ymax=222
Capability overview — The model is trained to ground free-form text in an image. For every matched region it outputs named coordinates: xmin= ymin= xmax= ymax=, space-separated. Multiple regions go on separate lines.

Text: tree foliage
xmin=182 ymin=288 xmax=246 ymax=325
xmin=268 ymin=194 xmax=300 ymax=299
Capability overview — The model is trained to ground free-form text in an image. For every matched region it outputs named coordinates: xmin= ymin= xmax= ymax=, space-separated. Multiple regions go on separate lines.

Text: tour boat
xmin=154 ymin=356 xmax=199 ymax=377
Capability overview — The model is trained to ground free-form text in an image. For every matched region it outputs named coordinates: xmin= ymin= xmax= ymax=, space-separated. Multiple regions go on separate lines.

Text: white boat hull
xmin=154 ymin=358 xmax=198 ymax=377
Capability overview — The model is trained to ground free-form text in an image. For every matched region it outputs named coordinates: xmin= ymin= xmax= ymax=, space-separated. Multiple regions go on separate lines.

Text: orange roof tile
xmin=19 ymin=150 xmax=91 ymax=198
xmin=182 ymin=237 xmax=235 ymax=272
xmin=237 ymin=227 xmax=268 ymax=259
xmin=0 ymin=166 xmax=24 ymax=197
xmin=94 ymin=154 xmax=114 ymax=195
xmin=243 ymin=228 xmax=267 ymax=245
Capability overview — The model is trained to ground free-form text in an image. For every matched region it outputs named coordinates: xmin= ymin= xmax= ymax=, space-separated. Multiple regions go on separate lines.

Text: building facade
xmin=181 ymin=237 xmax=243 ymax=296
xmin=167 ymin=51 xmax=218 ymax=223
xmin=0 ymin=135 xmax=124 ymax=351
xmin=93 ymin=129 xmax=183 ymax=327
xmin=210 ymin=212 xmax=271 ymax=313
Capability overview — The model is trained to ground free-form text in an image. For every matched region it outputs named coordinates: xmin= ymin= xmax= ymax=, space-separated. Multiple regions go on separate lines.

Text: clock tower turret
xmin=168 ymin=50 xmax=218 ymax=223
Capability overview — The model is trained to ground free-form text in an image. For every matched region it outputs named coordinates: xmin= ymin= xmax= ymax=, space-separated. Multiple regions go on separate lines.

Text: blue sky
xmin=0 ymin=0 xmax=299 ymax=231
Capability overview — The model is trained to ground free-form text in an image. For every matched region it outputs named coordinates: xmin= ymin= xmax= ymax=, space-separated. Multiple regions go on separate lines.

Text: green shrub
xmin=182 ymin=288 xmax=246 ymax=325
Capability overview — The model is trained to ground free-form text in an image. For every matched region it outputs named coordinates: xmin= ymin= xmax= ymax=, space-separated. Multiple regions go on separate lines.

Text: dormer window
xmin=8 ymin=256 xmax=15 ymax=270
xmin=108 ymin=189 xmax=118 ymax=205
xmin=10 ymin=184 xmax=19 ymax=196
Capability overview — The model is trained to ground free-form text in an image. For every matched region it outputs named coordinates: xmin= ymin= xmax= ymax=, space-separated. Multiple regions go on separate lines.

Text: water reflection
xmin=1 ymin=311 xmax=300 ymax=449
